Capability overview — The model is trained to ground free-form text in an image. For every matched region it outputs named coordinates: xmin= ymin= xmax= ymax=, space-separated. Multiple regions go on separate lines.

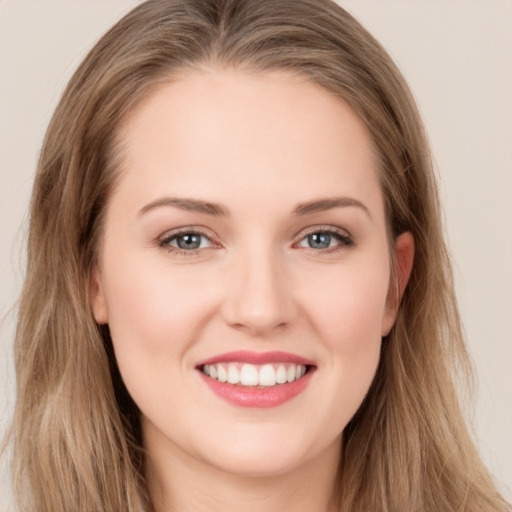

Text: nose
xmin=221 ymin=245 xmax=296 ymax=337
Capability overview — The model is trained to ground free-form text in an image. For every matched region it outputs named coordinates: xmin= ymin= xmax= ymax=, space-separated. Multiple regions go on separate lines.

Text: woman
xmin=4 ymin=0 xmax=510 ymax=510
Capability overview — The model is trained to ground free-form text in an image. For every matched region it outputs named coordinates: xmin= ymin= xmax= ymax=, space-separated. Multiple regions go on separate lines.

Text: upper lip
xmin=195 ymin=350 xmax=316 ymax=367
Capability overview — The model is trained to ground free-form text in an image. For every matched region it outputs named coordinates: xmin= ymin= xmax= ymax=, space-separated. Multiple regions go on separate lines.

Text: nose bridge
xmin=223 ymin=240 xmax=295 ymax=336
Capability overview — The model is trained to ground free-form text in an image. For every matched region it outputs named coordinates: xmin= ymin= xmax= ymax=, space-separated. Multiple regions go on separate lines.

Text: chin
xmin=195 ymin=425 xmax=335 ymax=478
xmin=205 ymin=447 xmax=308 ymax=478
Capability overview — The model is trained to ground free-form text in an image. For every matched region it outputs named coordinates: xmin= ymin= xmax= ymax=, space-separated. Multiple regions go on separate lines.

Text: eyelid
xmin=157 ymin=226 xmax=221 ymax=255
xmin=292 ymin=224 xmax=354 ymax=253
xmin=296 ymin=224 xmax=352 ymax=239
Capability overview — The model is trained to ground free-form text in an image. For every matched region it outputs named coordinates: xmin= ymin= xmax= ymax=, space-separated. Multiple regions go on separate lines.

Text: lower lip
xmin=199 ymin=370 xmax=314 ymax=408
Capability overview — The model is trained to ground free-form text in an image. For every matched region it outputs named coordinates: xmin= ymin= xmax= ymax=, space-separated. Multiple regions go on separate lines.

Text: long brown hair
xmin=6 ymin=0 xmax=510 ymax=510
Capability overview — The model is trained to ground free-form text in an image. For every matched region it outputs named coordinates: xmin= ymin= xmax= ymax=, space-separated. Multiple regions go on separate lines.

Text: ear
xmin=381 ymin=231 xmax=415 ymax=336
xmin=91 ymin=267 xmax=109 ymax=324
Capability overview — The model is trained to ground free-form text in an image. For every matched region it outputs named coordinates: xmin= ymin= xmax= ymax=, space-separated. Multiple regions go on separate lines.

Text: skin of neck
xmin=144 ymin=422 xmax=342 ymax=512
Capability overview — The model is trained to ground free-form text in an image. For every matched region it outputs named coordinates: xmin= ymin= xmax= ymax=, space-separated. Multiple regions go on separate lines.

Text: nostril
xmin=220 ymin=273 xmax=296 ymax=335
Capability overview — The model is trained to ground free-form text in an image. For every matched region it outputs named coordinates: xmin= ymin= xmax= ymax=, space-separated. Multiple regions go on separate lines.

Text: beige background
xmin=1 ymin=0 xmax=511 ymax=507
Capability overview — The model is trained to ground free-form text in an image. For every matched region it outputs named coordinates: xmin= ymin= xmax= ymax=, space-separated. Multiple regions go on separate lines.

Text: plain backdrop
xmin=1 ymin=0 xmax=511 ymax=508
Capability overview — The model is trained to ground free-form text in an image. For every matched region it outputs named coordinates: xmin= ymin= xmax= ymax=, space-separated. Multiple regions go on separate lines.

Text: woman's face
xmin=92 ymin=69 xmax=412 ymax=477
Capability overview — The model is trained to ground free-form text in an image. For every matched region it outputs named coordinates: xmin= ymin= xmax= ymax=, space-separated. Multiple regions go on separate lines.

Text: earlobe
xmin=91 ymin=268 xmax=108 ymax=324
xmin=382 ymin=231 xmax=415 ymax=336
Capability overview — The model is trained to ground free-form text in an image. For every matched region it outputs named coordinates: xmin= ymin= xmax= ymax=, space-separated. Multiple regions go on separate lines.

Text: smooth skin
xmin=92 ymin=69 xmax=414 ymax=512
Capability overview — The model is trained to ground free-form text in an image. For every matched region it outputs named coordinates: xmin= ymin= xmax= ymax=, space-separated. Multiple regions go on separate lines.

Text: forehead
xmin=113 ymin=68 xmax=383 ymax=220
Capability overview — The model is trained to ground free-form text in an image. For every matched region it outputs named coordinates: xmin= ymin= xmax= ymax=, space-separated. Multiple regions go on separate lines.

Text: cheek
xmin=303 ymin=257 xmax=389 ymax=350
xmin=327 ymin=272 xmax=386 ymax=378
xmin=298 ymin=258 xmax=388 ymax=424
xmin=100 ymin=254 xmax=223 ymax=419
xmin=101 ymin=254 xmax=220 ymax=369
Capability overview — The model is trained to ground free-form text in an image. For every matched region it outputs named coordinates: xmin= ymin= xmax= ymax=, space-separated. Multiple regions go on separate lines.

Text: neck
xmin=145 ymin=429 xmax=341 ymax=512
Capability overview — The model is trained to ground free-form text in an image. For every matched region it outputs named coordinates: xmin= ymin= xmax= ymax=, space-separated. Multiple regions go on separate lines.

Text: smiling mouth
xmin=198 ymin=362 xmax=312 ymax=388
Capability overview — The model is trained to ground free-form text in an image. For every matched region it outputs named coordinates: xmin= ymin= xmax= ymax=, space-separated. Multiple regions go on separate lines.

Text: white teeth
xmin=240 ymin=364 xmax=259 ymax=386
xmin=276 ymin=365 xmax=287 ymax=384
xmin=217 ymin=365 xmax=227 ymax=383
xmin=227 ymin=364 xmax=240 ymax=384
xmin=259 ymin=364 xmax=277 ymax=386
xmin=201 ymin=362 xmax=309 ymax=387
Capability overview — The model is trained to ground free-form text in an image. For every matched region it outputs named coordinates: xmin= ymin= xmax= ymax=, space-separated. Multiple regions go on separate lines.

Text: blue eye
xmin=305 ymin=232 xmax=334 ymax=249
xmin=297 ymin=229 xmax=353 ymax=251
xmin=159 ymin=230 xmax=213 ymax=253
xmin=173 ymin=233 xmax=204 ymax=250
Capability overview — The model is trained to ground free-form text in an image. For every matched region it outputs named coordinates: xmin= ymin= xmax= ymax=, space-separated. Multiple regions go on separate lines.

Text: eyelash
xmin=158 ymin=225 xmax=354 ymax=257
xmin=158 ymin=228 xmax=217 ymax=257
xmin=296 ymin=226 xmax=354 ymax=254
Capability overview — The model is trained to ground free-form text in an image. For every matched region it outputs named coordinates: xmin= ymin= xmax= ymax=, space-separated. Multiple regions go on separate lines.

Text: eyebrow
xmin=138 ymin=196 xmax=370 ymax=218
xmin=139 ymin=197 xmax=229 ymax=216
xmin=292 ymin=197 xmax=370 ymax=218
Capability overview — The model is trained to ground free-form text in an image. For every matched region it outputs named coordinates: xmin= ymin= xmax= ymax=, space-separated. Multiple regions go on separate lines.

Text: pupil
xmin=177 ymin=234 xmax=201 ymax=250
xmin=309 ymin=233 xmax=330 ymax=249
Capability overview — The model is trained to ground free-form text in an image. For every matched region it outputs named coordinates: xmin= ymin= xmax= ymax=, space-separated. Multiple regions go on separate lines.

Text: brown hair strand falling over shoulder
xmin=6 ymin=0 xmax=510 ymax=511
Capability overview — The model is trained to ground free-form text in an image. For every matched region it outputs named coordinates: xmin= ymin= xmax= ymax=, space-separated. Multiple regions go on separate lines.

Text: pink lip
xmin=196 ymin=350 xmax=315 ymax=367
xmin=199 ymin=370 xmax=315 ymax=408
xmin=195 ymin=351 xmax=316 ymax=408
